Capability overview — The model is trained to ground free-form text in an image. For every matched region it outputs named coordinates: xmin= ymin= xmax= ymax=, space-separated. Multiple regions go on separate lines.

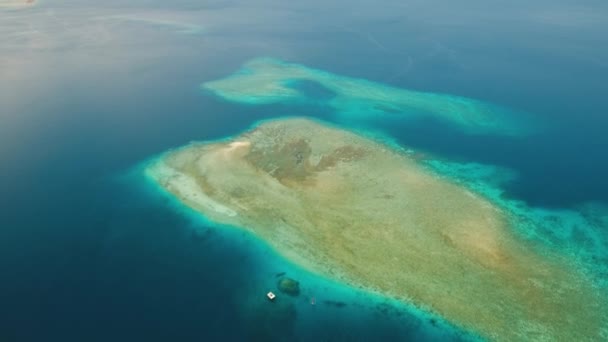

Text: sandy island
xmin=146 ymin=118 xmax=606 ymax=341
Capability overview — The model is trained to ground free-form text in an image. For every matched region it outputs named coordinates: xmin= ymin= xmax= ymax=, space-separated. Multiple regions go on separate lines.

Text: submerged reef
xmin=277 ymin=277 xmax=300 ymax=296
xmin=202 ymin=58 xmax=529 ymax=136
xmin=146 ymin=118 xmax=607 ymax=341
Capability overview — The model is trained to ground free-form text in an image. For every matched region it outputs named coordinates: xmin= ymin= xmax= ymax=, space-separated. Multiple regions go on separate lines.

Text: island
xmin=146 ymin=117 xmax=606 ymax=341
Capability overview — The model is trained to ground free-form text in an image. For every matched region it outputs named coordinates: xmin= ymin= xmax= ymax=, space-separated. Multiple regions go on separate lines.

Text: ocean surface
xmin=1 ymin=0 xmax=607 ymax=341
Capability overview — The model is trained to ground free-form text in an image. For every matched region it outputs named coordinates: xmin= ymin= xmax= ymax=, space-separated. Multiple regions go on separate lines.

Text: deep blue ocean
xmin=1 ymin=0 xmax=607 ymax=341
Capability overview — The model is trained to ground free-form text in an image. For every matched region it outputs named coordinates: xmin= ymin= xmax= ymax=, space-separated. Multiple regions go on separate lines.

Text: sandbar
xmin=146 ymin=118 xmax=606 ymax=341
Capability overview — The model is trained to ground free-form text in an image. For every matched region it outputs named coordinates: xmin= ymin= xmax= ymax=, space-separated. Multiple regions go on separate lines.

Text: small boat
xmin=310 ymin=296 xmax=316 ymax=305
xmin=267 ymin=291 xmax=276 ymax=301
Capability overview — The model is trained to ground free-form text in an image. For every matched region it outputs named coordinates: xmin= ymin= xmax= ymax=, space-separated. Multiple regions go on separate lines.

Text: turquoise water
xmin=1 ymin=0 xmax=607 ymax=341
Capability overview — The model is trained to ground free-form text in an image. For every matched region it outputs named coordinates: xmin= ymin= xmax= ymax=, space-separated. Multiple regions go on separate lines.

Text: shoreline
xmin=135 ymin=151 xmax=475 ymax=341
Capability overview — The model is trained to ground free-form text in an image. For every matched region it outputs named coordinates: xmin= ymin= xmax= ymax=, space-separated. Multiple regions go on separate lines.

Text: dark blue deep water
xmin=1 ymin=0 xmax=607 ymax=341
